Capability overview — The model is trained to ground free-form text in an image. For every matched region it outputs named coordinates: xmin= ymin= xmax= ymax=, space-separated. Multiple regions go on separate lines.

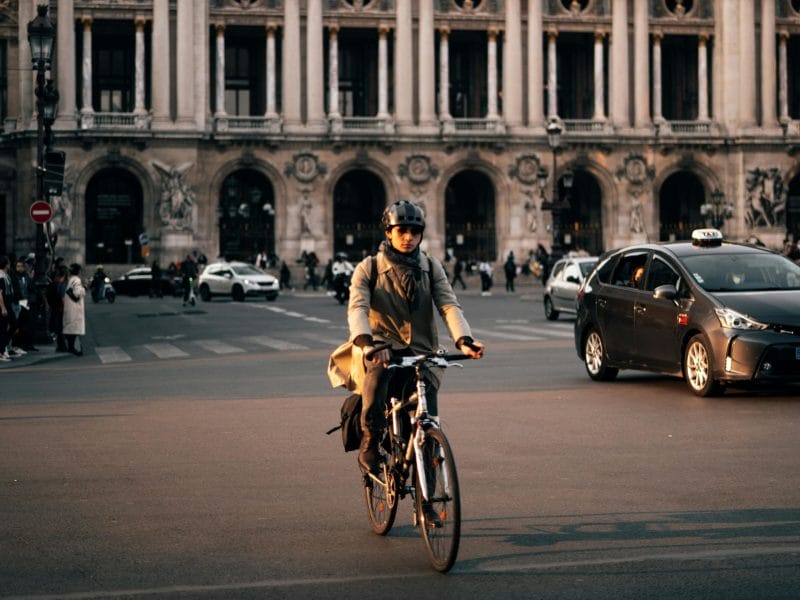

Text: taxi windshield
xmin=231 ymin=265 xmax=265 ymax=276
xmin=682 ymin=252 xmax=800 ymax=292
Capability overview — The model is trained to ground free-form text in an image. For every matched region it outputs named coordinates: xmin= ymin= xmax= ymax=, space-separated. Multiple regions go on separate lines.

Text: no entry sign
xmin=30 ymin=201 xmax=52 ymax=224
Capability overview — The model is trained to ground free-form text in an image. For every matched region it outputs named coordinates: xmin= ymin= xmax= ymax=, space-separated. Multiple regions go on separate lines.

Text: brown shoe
xmin=357 ymin=430 xmax=381 ymax=474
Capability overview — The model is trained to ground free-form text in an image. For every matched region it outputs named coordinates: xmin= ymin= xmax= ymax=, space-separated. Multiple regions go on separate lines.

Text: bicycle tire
xmin=415 ymin=428 xmax=461 ymax=572
xmin=364 ymin=435 xmax=398 ymax=535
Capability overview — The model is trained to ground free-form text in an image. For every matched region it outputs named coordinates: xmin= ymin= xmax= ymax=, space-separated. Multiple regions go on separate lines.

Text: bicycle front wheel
xmin=415 ymin=428 xmax=461 ymax=572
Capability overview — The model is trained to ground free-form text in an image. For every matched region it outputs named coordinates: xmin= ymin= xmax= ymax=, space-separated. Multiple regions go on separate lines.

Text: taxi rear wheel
xmin=583 ymin=328 xmax=618 ymax=381
xmin=544 ymin=296 xmax=559 ymax=320
xmin=684 ymin=334 xmax=724 ymax=397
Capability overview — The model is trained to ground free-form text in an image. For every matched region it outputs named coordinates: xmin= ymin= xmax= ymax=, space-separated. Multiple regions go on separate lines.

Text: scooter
xmin=91 ymin=275 xmax=116 ymax=303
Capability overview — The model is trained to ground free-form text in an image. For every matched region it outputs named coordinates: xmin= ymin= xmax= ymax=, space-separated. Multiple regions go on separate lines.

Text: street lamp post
xmin=28 ymin=4 xmax=56 ymax=282
xmin=539 ymin=118 xmax=574 ymax=264
xmin=700 ymin=188 xmax=734 ymax=230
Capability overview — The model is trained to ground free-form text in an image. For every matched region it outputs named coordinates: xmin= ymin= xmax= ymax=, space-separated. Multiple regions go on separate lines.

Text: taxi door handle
xmin=634 ymin=304 xmax=647 ymax=315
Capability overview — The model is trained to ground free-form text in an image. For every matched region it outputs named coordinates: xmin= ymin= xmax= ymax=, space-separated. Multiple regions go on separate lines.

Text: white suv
xmin=198 ymin=261 xmax=279 ymax=302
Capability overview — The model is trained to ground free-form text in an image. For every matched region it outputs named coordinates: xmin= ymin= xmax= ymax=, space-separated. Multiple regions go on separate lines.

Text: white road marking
xmin=143 ymin=343 xmax=190 ymax=359
xmin=95 ymin=346 xmax=132 ymax=364
xmin=242 ymin=336 xmax=309 ymax=351
xmin=194 ymin=339 xmax=245 ymax=355
xmin=470 ymin=327 xmax=544 ymax=341
xmin=497 ymin=324 xmax=575 ymax=338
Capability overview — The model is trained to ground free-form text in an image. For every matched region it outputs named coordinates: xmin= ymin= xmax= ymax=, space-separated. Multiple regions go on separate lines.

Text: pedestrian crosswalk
xmin=89 ymin=321 xmax=574 ymax=365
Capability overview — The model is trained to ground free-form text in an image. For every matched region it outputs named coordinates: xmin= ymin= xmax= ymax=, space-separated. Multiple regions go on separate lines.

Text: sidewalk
xmin=0 ymin=344 xmax=73 ymax=370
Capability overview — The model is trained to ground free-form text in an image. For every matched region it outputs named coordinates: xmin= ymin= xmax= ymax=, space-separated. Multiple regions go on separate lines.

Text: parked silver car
xmin=543 ymin=256 xmax=598 ymax=320
xmin=197 ymin=261 xmax=279 ymax=302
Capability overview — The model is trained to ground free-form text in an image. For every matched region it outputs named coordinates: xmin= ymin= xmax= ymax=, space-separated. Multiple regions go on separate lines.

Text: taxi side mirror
xmin=653 ymin=284 xmax=677 ymax=301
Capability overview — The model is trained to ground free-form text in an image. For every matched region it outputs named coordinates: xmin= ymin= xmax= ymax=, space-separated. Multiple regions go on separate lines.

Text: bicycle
xmin=362 ymin=344 xmax=474 ymax=573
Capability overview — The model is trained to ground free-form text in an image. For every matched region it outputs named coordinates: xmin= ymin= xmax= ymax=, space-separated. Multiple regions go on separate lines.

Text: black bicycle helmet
xmin=381 ymin=200 xmax=425 ymax=230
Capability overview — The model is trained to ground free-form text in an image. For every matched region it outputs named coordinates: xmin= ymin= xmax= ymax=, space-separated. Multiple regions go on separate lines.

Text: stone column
xmin=593 ymin=31 xmax=605 ymax=120
xmin=15 ymin=1 xmax=33 ymax=127
xmin=306 ymin=0 xmax=325 ymax=130
xmin=633 ymin=0 xmax=650 ymax=128
xmin=438 ymin=27 xmax=451 ymax=120
xmin=394 ymin=0 xmax=413 ymax=129
xmin=176 ymin=0 xmax=195 ymax=127
xmin=487 ymin=29 xmax=499 ymax=120
xmin=738 ymin=0 xmax=756 ymax=127
xmin=760 ymin=0 xmax=777 ymax=127
xmin=152 ymin=0 xmax=171 ymax=126
xmin=527 ymin=0 xmax=544 ymax=127
xmin=652 ymin=33 xmax=663 ymax=122
xmin=55 ymin=0 xmax=76 ymax=127
xmin=778 ymin=32 xmax=789 ymax=122
xmin=134 ymin=18 xmax=147 ymax=119
xmin=282 ymin=0 xmax=302 ymax=129
xmin=214 ymin=24 xmax=226 ymax=117
xmin=547 ymin=30 xmax=558 ymax=119
xmin=503 ymin=0 xmax=523 ymax=128
xmin=194 ymin=2 xmax=208 ymax=130
xmin=266 ymin=23 xmax=278 ymax=118
xmin=378 ymin=25 xmax=390 ymax=118
xmin=610 ymin=0 xmax=629 ymax=127
xmin=328 ymin=26 xmax=340 ymax=119
xmin=418 ymin=0 xmax=436 ymax=130
xmin=80 ymin=17 xmax=94 ymax=128
xmin=697 ymin=35 xmax=709 ymax=121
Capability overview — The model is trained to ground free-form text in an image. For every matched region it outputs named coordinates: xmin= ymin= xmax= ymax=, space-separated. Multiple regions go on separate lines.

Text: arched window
xmin=85 ymin=168 xmax=143 ymax=264
xmin=445 ymin=170 xmax=496 ymax=261
xmin=218 ymin=170 xmax=275 ymax=262
xmin=659 ymin=171 xmax=705 ymax=241
xmin=333 ymin=170 xmax=386 ymax=259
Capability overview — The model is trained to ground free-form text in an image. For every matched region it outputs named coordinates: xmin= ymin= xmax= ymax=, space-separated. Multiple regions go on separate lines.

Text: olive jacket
xmin=348 ymin=251 xmax=472 ymax=354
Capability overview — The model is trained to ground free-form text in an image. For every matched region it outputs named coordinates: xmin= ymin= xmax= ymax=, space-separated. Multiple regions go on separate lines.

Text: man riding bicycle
xmin=347 ymin=200 xmax=484 ymax=476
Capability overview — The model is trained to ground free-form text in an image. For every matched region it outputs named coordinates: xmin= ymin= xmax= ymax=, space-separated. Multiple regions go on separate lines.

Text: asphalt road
xmin=2 ymin=284 xmax=799 ymax=599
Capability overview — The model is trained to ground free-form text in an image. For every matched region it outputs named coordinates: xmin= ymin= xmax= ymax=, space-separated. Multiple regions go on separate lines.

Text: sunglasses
xmin=393 ymin=225 xmax=423 ymax=235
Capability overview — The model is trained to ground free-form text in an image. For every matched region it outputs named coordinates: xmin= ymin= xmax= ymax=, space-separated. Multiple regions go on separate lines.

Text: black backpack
xmin=326 ymin=393 xmax=363 ymax=452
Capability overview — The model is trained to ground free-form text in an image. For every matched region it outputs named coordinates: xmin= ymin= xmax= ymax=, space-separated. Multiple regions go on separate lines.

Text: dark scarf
xmin=380 ymin=240 xmax=422 ymax=311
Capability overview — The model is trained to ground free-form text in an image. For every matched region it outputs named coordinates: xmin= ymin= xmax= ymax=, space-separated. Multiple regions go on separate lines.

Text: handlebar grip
xmin=441 ymin=353 xmax=472 ymax=361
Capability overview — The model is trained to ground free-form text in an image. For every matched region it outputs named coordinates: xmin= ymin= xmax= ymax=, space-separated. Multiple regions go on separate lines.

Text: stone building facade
xmin=2 ymin=0 xmax=800 ymax=269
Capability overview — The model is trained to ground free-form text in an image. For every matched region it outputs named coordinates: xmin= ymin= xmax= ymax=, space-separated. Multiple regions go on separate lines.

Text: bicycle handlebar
xmin=364 ymin=342 xmax=475 ymax=364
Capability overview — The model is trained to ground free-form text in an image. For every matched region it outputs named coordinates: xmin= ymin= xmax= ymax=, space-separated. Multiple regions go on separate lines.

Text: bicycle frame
xmin=372 ymin=354 xmax=463 ymax=502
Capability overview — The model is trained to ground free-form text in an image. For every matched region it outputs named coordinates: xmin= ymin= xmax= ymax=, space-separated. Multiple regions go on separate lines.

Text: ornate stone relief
xmin=745 ymin=168 xmax=786 ymax=229
xmin=151 ymin=160 xmax=196 ymax=231
xmin=284 ymin=151 xmax=327 ymax=184
xmin=0 ymin=1 xmax=18 ymax=25
xmin=508 ymin=154 xmax=544 ymax=186
xmin=398 ymin=155 xmax=438 ymax=186
xmin=615 ymin=154 xmax=655 ymax=234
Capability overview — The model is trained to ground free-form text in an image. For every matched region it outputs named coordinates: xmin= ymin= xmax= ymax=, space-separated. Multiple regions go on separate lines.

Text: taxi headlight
xmin=714 ymin=307 xmax=767 ymax=331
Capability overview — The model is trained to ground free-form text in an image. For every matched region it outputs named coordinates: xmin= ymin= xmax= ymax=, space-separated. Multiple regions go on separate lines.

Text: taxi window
xmin=550 ymin=262 xmax=566 ymax=280
xmin=645 ymin=256 xmax=680 ymax=291
xmin=611 ymin=252 xmax=649 ymax=289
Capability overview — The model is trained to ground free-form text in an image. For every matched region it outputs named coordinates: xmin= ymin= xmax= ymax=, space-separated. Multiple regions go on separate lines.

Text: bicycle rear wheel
xmin=415 ymin=428 xmax=461 ymax=572
xmin=364 ymin=439 xmax=398 ymax=535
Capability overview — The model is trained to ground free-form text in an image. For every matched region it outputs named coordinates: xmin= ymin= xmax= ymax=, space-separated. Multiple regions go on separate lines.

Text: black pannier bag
xmin=326 ymin=393 xmax=363 ymax=452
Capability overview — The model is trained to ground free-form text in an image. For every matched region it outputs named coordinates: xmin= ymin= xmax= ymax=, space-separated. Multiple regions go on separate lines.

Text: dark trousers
xmin=451 ymin=274 xmax=466 ymax=289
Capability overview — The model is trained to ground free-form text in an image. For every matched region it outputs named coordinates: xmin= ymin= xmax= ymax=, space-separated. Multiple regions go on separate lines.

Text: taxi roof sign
xmin=691 ymin=228 xmax=724 ymax=247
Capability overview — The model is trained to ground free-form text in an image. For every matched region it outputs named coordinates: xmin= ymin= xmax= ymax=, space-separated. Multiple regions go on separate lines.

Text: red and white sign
xmin=30 ymin=200 xmax=52 ymax=224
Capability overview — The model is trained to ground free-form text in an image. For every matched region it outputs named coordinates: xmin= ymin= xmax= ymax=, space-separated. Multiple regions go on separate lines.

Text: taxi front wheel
xmin=684 ymin=334 xmax=724 ymax=397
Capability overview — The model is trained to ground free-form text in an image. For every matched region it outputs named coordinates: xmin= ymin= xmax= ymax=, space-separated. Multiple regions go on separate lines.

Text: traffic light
xmin=43 ymin=150 xmax=65 ymax=197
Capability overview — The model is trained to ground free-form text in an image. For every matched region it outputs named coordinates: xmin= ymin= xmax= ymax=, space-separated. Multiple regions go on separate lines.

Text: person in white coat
xmin=63 ymin=263 xmax=86 ymax=356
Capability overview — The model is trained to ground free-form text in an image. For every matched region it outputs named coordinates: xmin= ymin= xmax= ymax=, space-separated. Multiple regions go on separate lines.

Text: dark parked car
xmin=574 ymin=228 xmax=800 ymax=396
xmin=543 ymin=256 xmax=597 ymax=320
xmin=112 ymin=267 xmax=180 ymax=297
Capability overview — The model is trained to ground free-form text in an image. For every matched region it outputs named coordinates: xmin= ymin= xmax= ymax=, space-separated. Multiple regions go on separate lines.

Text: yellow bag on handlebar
xmin=327 ymin=341 xmax=367 ymax=395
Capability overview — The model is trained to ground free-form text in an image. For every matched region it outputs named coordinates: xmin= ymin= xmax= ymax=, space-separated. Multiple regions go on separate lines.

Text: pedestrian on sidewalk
xmin=451 ymin=254 xmax=467 ymax=290
xmin=479 ymin=259 xmax=494 ymax=296
xmin=63 ymin=263 xmax=86 ymax=356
